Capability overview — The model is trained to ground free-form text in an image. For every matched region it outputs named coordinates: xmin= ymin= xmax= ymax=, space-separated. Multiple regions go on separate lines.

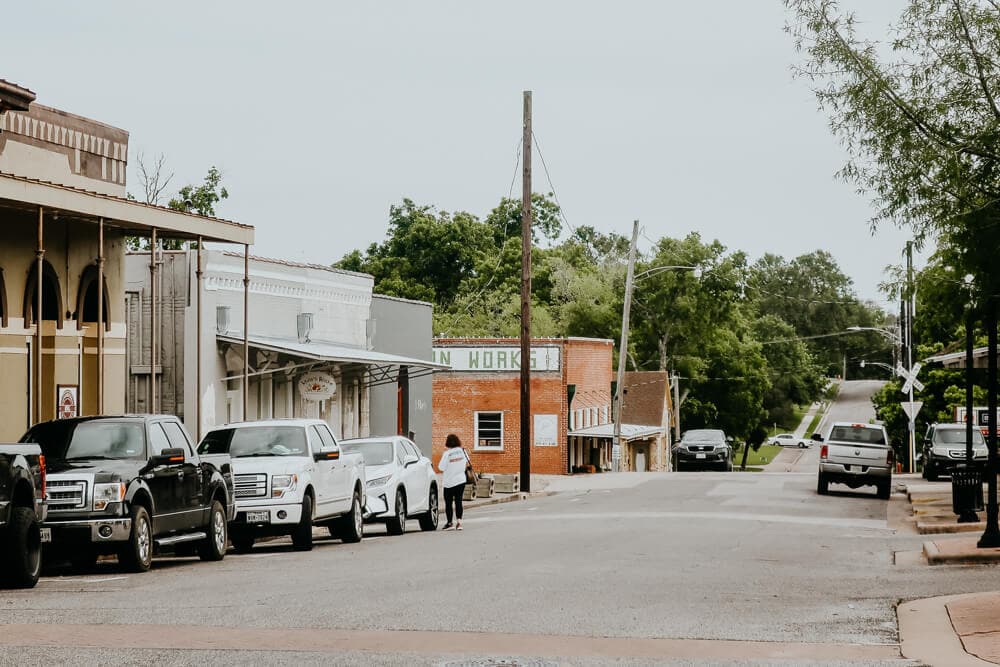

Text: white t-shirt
xmin=438 ymin=447 xmax=469 ymax=489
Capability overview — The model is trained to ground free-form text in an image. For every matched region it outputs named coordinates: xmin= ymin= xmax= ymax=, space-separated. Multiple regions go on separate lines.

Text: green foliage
xmin=168 ymin=166 xmax=229 ymax=217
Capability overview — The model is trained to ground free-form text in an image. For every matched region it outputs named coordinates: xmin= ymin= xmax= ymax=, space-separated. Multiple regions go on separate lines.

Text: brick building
xmin=431 ymin=337 xmax=614 ymax=475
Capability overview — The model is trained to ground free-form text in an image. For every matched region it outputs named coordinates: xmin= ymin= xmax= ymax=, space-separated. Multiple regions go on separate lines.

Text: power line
xmin=531 ymin=130 xmax=577 ymax=237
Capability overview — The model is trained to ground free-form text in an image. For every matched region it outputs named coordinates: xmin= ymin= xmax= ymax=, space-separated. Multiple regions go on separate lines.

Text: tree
xmin=168 ymin=166 xmax=229 ymax=217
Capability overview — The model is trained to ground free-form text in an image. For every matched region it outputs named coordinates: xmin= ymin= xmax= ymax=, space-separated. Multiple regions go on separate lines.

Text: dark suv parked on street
xmin=20 ymin=415 xmax=234 ymax=573
xmin=674 ymin=429 xmax=734 ymax=471
xmin=921 ymin=423 xmax=988 ymax=481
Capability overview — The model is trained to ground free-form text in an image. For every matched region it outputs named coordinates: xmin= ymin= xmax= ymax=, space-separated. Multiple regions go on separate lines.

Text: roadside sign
xmin=898 ymin=362 xmax=924 ymax=394
xmin=901 ymin=400 xmax=923 ymax=420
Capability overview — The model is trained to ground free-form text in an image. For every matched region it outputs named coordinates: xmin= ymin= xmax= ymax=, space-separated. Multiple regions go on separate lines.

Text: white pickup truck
xmin=197 ymin=419 xmax=365 ymax=551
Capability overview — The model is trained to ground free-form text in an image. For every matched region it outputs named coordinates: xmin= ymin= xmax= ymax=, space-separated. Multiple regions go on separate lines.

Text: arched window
xmin=23 ymin=260 xmax=64 ymax=328
xmin=0 ymin=268 xmax=7 ymax=328
xmin=76 ymin=265 xmax=110 ymax=331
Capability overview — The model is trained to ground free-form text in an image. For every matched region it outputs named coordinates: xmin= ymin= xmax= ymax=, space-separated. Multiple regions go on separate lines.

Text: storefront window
xmin=475 ymin=411 xmax=503 ymax=450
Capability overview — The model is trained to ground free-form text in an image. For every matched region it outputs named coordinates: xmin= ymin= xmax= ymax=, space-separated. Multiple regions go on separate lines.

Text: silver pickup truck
xmin=815 ymin=422 xmax=894 ymax=499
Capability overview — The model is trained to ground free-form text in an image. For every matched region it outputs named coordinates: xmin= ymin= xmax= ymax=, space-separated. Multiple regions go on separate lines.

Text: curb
xmin=465 ymin=490 xmax=555 ymax=510
xmin=917 ymin=521 xmax=986 ymax=535
xmin=898 ymin=594 xmax=996 ymax=666
xmin=923 ymin=537 xmax=1000 ymax=565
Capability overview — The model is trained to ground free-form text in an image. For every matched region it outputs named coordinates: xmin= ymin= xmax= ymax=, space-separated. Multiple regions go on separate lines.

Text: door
xmin=162 ymin=420 xmax=205 ymax=530
xmin=636 ymin=450 xmax=647 ymax=473
xmin=145 ymin=423 xmax=184 ymax=534
xmin=400 ymin=439 xmax=429 ymax=512
xmin=309 ymin=425 xmax=338 ymax=517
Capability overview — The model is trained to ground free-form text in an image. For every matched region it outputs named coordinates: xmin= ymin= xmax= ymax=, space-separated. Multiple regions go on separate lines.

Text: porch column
xmin=243 ymin=244 xmax=249 ymax=420
xmin=97 ymin=218 xmax=105 ymax=414
xmin=397 ymin=365 xmax=409 ymax=436
xmin=35 ymin=207 xmax=43 ymax=424
xmin=149 ymin=229 xmax=158 ymax=413
xmin=196 ymin=237 xmax=203 ymax=439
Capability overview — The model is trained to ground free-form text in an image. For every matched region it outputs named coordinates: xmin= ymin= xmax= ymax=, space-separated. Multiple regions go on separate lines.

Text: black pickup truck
xmin=20 ymin=415 xmax=234 ymax=573
xmin=0 ymin=443 xmax=46 ymax=588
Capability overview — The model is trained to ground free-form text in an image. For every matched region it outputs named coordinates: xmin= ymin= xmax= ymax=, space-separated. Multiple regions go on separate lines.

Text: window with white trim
xmin=475 ymin=411 xmax=503 ymax=450
xmin=600 ymin=405 xmax=609 ymax=425
xmin=590 ymin=407 xmax=598 ymax=427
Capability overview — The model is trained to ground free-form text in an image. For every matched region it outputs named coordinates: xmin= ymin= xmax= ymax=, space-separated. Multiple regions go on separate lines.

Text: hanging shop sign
xmin=298 ymin=372 xmax=336 ymax=402
xmin=57 ymin=385 xmax=79 ymax=419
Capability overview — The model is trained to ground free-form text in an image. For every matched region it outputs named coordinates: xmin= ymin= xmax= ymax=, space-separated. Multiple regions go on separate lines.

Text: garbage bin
xmin=952 ymin=465 xmax=984 ymax=520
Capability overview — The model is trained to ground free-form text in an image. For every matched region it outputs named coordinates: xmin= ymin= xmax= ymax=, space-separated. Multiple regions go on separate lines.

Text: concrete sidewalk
xmin=899 ymin=592 xmax=1000 ymax=665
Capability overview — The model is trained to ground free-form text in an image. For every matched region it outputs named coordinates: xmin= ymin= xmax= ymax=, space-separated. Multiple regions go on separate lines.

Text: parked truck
xmin=0 ymin=443 xmax=47 ymax=588
xmin=21 ymin=416 xmax=234 ymax=573
xmin=197 ymin=419 xmax=366 ymax=552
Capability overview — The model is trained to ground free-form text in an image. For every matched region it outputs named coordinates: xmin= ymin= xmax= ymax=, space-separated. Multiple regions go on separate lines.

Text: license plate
xmin=245 ymin=511 xmax=269 ymax=523
xmin=696 ymin=453 xmax=707 ymax=459
xmin=39 ymin=527 xmax=51 ymax=543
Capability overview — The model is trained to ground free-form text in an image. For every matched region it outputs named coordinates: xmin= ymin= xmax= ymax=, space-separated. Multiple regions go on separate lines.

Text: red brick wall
xmin=431 ymin=338 xmax=614 ymax=476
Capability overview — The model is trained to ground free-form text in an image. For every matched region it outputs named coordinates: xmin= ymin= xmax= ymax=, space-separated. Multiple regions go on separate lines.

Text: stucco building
xmin=0 ymin=79 xmax=251 ymax=440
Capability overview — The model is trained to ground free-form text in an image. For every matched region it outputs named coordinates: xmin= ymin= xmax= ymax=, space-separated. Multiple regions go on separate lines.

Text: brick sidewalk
xmin=948 ymin=593 xmax=1000 ymax=664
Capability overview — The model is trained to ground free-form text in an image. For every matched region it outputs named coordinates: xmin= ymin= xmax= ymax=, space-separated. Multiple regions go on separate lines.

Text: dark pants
xmin=444 ymin=483 xmax=465 ymax=523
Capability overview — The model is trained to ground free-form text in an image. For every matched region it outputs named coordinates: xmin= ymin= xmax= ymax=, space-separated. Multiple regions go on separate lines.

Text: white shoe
xmin=456 ymin=521 xmax=463 ymax=531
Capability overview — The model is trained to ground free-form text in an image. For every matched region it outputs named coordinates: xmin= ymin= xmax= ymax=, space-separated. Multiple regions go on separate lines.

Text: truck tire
xmin=339 ymin=490 xmax=363 ymax=544
xmin=925 ymin=461 xmax=939 ymax=482
xmin=291 ymin=494 xmax=314 ymax=551
xmin=418 ymin=485 xmax=439 ymax=532
xmin=118 ymin=505 xmax=153 ymax=573
xmin=817 ymin=473 xmax=829 ymax=495
xmin=876 ymin=480 xmax=891 ymax=500
xmin=198 ymin=500 xmax=228 ymax=561
xmin=4 ymin=507 xmax=41 ymax=588
xmin=385 ymin=490 xmax=406 ymax=536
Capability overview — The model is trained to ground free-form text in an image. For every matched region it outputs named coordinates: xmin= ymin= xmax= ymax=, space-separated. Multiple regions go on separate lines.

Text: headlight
xmin=271 ymin=474 xmax=298 ymax=498
xmin=94 ymin=482 xmax=126 ymax=511
xmin=366 ymin=475 xmax=392 ymax=489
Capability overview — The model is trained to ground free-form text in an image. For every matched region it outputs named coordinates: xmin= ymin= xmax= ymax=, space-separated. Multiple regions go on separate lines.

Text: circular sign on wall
xmin=298 ymin=372 xmax=337 ymax=402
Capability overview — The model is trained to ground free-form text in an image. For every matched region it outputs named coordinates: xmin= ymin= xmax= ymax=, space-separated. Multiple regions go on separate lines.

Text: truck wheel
xmin=4 ymin=507 xmax=41 ymax=588
xmin=231 ymin=532 xmax=254 ymax=554
xmin=198 ymin=500 xmax=227 ymax=561
xmin=925 ymin=462 xmax=939 ymax=482
xmin=386 ymin=490 xmax=407 ymax=536
xmin=291 ymin=494 xmax=314 ymax=551
xmin=118 ymin=505 xmax=153 ymax=573
xmin=418 ymin=485 xmax=439 ymax=532
xmin=877 ymin=481 xmax=891 ymax=500
xmin=339 ymin=490 xmax=364 ymax=543
xmin=817 ymin=473 xmax=829 ymax=495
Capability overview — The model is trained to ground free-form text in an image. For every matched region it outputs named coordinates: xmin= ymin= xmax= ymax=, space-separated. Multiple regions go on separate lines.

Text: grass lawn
xmin=732 ymin=444 xmax=783 ymax=467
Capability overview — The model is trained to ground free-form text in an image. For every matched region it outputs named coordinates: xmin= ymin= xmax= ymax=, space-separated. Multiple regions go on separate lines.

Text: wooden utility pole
xmin=612 ymin=221 xmax=640 ymax=472
xmin=520 ymin=90 xmax=532 ymax=493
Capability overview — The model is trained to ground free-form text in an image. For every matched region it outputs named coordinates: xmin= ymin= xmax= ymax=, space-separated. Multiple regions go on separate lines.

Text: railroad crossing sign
xmin=897 ymin=362 xmax=925 ymax=393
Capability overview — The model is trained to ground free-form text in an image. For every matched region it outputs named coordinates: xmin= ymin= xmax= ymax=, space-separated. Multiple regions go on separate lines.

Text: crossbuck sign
xmin=897 ymin=362 xmax=925 ymax=393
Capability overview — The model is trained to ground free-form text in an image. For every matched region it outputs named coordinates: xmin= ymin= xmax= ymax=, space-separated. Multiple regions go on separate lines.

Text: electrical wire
xmin=531 ymin=130 xmax=577 ymax=238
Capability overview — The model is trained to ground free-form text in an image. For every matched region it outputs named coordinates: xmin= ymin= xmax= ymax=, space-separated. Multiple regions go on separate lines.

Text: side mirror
xmin=915 ymin=451 xmax=923 ymax=462
xmin=811 ymin=433 xmax=823 ymax=442
xmin=314 ymin=449 xmax=341 ymax=462
xmin=404 ymin=454 xmax=419 ymax=468
xmin=726 ymin=436 xmax=734 ymax=443
xmin=150 ymin=448 xmax=185 ymax=467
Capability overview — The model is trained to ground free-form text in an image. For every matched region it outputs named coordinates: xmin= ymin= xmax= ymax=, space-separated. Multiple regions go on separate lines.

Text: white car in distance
xmin=340 ymin=436 xmax=439 ymax=535
xmin=197 ymin=419 xmax=366 ymax=552
xmin=769 ymin=433 xmax=810 ymax=448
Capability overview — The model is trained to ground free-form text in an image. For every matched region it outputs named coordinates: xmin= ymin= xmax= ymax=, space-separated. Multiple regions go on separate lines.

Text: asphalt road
xmin=5 ymin=381 xmax=997 ymax=666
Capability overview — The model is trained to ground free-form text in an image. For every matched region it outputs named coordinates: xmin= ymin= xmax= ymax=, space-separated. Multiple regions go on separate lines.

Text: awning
xmin=925 ymin=346 xmax=999 ymax=369
xmin=217 ymin=333 xmax=449 ymax=387
xmin=0 ymin=171 xmax=254 ymax=244
xmin=568 ymin=423 xmax=664 ymax=442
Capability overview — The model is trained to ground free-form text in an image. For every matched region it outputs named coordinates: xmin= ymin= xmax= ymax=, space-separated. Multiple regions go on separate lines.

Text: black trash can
xmin=952 ymin=465 xmax=985 ymax=518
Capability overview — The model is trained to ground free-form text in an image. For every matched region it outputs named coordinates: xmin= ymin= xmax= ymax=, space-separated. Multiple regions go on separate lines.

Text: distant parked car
xmin=769 ymin=433 xmax=810 ymax=448
xmin=816 ymin=422 xmax=893 ymax=499
xmin=340 ymin=436 xmax=439 ymax=534
xmin=674 ymin=429 xmax=733 ymax=471
xmin=920 ymin=423 xmax=988 ymax=481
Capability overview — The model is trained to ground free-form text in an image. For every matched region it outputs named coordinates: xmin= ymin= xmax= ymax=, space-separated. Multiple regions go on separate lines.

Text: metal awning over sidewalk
xmin=925 ymin=346 xmax=996 ymax=369
xmin=568 ymin=423 xmax=664 ymax=442
xmin=217 ymin=333 xmax=449 ymax=387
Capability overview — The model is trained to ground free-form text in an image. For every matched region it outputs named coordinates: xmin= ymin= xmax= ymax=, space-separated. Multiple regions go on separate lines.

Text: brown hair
xmin=445 ymin=433 xmax=462 ymax=449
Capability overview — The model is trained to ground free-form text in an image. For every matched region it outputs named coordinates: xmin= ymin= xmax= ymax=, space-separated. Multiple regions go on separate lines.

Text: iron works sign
xmin=432 ymin=346 xmax=561 ymax=372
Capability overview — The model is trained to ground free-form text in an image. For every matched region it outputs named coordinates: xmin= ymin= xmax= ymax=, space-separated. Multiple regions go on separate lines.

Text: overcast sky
xmin=5 ymin=1 xmax=916 ymax=307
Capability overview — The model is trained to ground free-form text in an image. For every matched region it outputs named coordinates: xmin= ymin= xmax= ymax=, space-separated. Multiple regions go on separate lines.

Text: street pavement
xmin=3 ymin=379 xmax=1000 ymax=665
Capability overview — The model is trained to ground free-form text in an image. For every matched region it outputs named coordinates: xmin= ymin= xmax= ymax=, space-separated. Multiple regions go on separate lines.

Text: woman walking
xmin=437 ymin=433 xmax=469 ymax=530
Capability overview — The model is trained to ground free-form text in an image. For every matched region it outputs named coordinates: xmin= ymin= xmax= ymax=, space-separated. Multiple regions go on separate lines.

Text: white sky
xmin=4 ymin=1 xmax=917 ymax=307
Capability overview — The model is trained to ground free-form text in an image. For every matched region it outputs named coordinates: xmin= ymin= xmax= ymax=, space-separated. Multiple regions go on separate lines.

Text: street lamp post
xmin=612 ymin=233 xmax=701 ymax=473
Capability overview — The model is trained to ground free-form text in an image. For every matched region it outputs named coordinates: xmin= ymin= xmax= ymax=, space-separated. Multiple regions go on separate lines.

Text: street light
xmin=846 ymin=325 xmax=902 ymax=344
xmin=612 ymin=229 xmax=702 ymax=474
xmin=859 ymin=360 xmax=896 ymax=374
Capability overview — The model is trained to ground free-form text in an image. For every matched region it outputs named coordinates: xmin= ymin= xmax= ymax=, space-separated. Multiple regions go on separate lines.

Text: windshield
xmin=682 ymin=429 xmax=725 ymax=443
xmin=342 ymin=441 xmax=395 ymax=466
xmin=199 ymin=426 xmax=307 ymax=458
xmin=21 ymin=420 xmax=145 ymax=461
xmin=828 ymin=425 xmax=886 ymax=445
xmin=936 ymin=429 xmax=986 ymax=445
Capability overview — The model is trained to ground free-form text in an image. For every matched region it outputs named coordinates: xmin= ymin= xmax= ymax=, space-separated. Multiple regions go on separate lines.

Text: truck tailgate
xmin=827 ymin=443 xmax=888 ymax=465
